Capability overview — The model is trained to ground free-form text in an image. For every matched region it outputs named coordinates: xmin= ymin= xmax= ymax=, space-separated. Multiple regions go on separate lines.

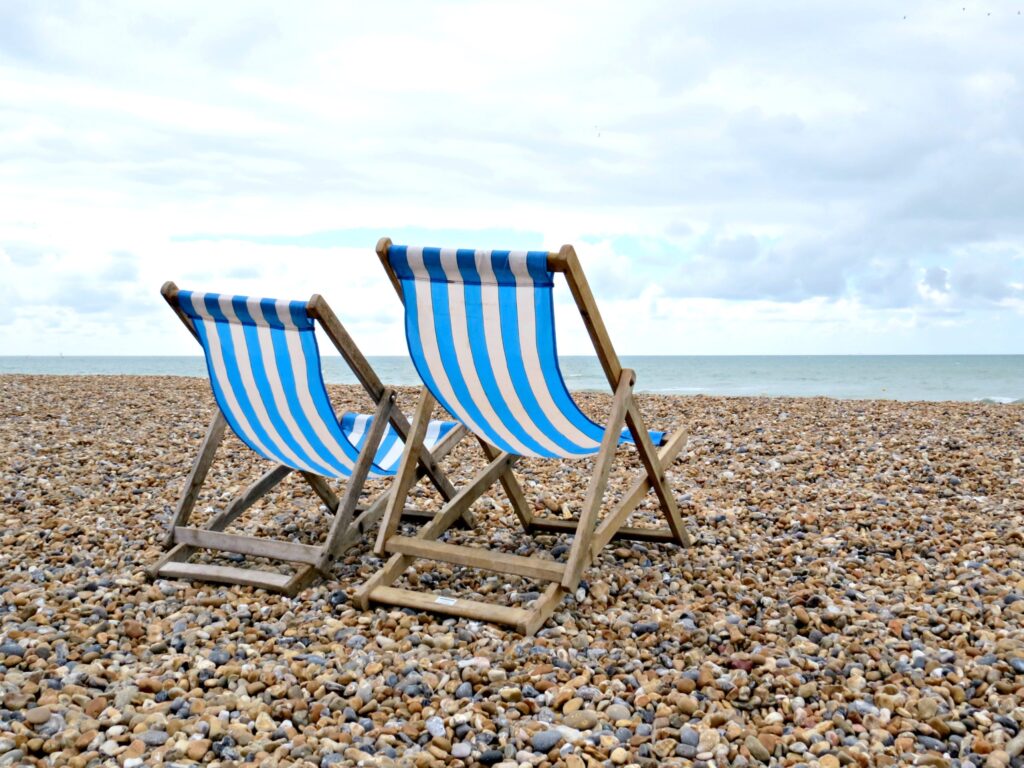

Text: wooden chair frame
xmin=355 ymin=240 xmax=691 ymax=633
xmin=149 ymin=282 xmax=468 ymax=596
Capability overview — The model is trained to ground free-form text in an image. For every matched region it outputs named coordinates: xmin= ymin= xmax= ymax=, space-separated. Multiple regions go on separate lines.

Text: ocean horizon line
xmin=2 ymin=354 xmax=1021 ymax=403
xmin=2 ymin=353 xmax=1022 ymax=359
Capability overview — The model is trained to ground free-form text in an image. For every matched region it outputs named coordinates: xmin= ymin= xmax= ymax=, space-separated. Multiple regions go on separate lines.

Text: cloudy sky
xmin=1 ymin=0 xmax=1022 ymax=356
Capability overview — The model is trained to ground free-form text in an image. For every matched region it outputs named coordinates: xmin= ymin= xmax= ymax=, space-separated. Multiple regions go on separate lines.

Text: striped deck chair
xmin=356 ymin=240 xmax=691 ymax=634
xmin=150 ymin=282 xmax=467 ymax=596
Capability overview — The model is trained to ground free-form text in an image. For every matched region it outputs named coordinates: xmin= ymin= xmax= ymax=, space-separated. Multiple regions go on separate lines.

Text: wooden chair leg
xmin=590 ymin=424 xmax=691 ymax=556
xmin=300 ymin=471 xmax=340 ymax=514
xmin=477 ymin=438 xmax=533 ymax=530
xmin=520 ymin=583 xmax=568 ymax=636
xmin=624 ymin=397 xmax=688 ymax=546
xmin=163 ymin=412 xmax=226 ymax=548
xmin=562 ymin=369 xmax=633 ymax=590
xmin=317 ymin=390 xmax=395 ymax=573
xmin=375 ymin=388 xmax=435 ymax=556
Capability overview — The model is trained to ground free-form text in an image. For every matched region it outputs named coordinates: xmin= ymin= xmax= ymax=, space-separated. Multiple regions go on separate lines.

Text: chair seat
xmin=339 ymin=413 xmax=460 ymax=476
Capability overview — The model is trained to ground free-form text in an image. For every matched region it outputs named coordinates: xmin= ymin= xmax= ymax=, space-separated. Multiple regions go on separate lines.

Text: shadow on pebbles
xmin=1 ymin=375 xmax=1023 ymax=768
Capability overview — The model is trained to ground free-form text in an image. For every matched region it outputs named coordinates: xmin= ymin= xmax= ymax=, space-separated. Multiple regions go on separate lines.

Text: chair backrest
xmin=386 ymin=246 xmax=618 ymax=459
xmin=177 ymin=290 xmax=378 ymax=479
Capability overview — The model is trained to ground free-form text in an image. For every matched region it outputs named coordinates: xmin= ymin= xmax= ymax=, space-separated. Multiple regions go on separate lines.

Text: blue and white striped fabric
xmin=387 ymin=246 xmax=666 ymax=460
xmin=178 ymin=290 xmax=457 ymax=479
xmin=338 ymin=412 xmax=460 ymax=475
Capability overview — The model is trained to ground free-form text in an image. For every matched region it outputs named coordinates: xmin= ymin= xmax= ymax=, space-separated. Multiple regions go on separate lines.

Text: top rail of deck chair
xmin=375 ymin=241 xmax=665 ymax=459
xmin=161 ymin=283 xmax=457 ymax=479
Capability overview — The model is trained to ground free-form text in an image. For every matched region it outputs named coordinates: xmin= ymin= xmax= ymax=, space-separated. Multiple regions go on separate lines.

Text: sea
xmin=1 ymin=355 xmax=1021 ymax=403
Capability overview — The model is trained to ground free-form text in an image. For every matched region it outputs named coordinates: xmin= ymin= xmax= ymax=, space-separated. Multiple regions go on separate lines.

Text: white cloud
xmin=1 ymin=0 xmax=1022 ymax=354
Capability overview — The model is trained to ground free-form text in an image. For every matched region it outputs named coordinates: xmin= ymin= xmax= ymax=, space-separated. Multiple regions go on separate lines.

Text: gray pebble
xmin=0 ymin=643 xmax=25 ymax=658
xmin=531 ymin=729 xmax=562 ymax=753
xmin=140 ymin=730 xmax=169 ymax=747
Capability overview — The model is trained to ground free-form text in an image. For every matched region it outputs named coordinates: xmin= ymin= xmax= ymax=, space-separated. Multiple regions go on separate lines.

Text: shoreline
xmin=2 ymin=372 xmax=1022 ymax=406
xmin=2 ymin=375 xmax=1023 ymax=766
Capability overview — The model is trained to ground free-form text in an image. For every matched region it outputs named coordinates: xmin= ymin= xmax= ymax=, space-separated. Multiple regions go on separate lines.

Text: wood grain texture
xmin=375 ymin=387 xmax=435 ymax=555
xmin=172 ymin=528 xmax=322 ymax=564
xmin=387 ymin=536 xmax=565 ymax=582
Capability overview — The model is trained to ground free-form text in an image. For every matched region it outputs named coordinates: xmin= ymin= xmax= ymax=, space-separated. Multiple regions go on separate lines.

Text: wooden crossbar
xmin=387 ymin=536 xmax=565 ymax=582
xmin=172 ymin=528 xmax=322 ymax=564
xmin=158 ymin=561 xmax=298 ymax=591
xmin=367 ymin=586 xmax=534 ymax=627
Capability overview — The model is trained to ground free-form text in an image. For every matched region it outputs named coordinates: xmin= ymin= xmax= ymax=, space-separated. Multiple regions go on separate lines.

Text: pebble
xmin=425 ymin=715 xmax=446 ymax=738
xmin=680 ymin=727 xmax=700 ymax=747
xmin=1 ymin=377 xmax=1023 ymax=768
xmin=1007 ymin=732 xmax=1024 ymax=758
xmin=0 ymin=642 xmax=25 ymax=657
xmin=186 ymin=739 xmax=211 ymax=760
xmin=561 ymin=710 xmax=599 ymax=730
xmin=745 ymin=735 xmax=771 ymax=763
xmin=532 ymin=729 xmax=563 ymax=752
xmin=139 ymin=730 xmax=168 ymax=747
xmin=606 ymin=704 xmax=631 ymax=722
xmin=25 ymin=706 xmax=51 ymax=725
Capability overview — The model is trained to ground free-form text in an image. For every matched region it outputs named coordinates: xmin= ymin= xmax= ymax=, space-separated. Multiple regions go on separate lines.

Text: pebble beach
xmin=2 ymin=374 xmax=1023 ymax=768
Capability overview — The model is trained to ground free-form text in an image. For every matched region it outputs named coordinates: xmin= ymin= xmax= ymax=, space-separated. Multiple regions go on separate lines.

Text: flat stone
xmin=0 ymin=643 xmax=25 ymax=658
xmin=561 ymin=710 xmax=599 ymax=730
xmin=186 ymin=739 xmax=211 ymax=761
xmin=606 ymin=704 xmax=631 ymax=722
xmin=531 ymin=729 xmax=562 ymax=753
xmin=139 ymin=730 xmax=168 ymax=747
xmin=25 ymin=706 xmax=51 ymax=725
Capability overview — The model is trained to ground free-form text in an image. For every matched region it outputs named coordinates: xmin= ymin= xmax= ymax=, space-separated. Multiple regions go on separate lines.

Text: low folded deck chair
xmin=355 ymin=240 xmax=691 ymax=634
xmin=150 ymin=282 xmax=467 ymax=596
